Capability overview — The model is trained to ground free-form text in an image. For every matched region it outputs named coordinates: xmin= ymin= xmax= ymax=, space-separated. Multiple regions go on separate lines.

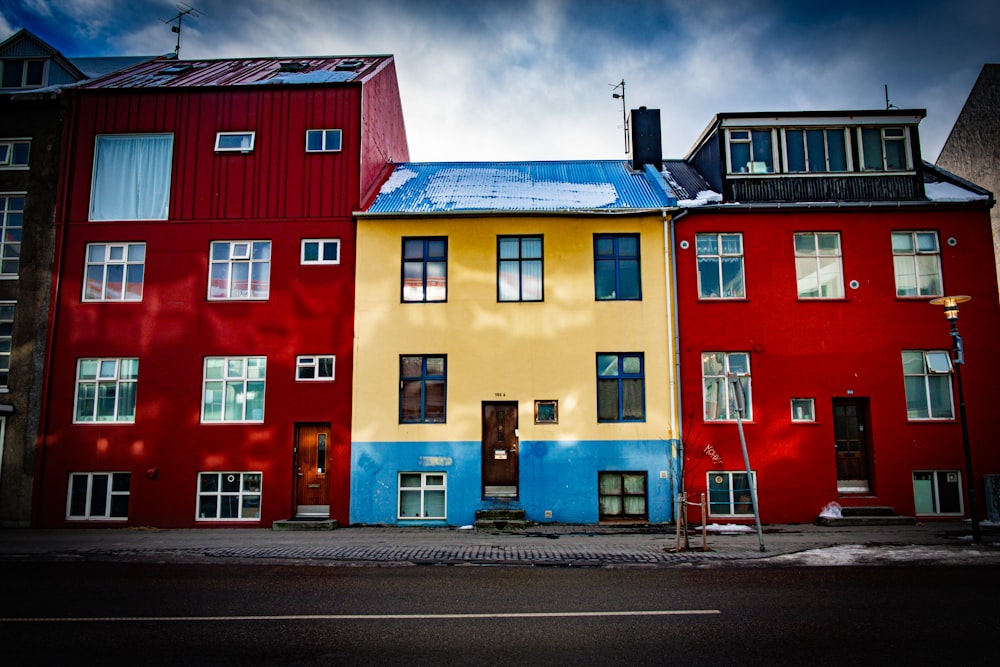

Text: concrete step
xmin=815 ymin=515 xmax=917 ymax=527
xmin=272 ymin=519 xmax=338 ymax=531
xmin=475 ymin=509 xmax=527 ymax=531
xmin=840 ymin=506 xmax=897 ymax=517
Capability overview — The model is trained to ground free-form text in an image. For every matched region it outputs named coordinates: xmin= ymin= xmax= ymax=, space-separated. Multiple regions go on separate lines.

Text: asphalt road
xmin=2 ymin=561 xmax=997 ymax=665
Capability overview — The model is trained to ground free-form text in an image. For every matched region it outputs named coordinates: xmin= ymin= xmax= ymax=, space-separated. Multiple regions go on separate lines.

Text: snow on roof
xmin=366 ymin=161 xmax=675 ymax=214
xmin=924 ymin=181 xmax=991 ymax=202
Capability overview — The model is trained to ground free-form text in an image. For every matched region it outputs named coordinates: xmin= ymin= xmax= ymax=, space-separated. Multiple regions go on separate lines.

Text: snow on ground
xmin=769 ymin=544 xmax=1000 ymax=566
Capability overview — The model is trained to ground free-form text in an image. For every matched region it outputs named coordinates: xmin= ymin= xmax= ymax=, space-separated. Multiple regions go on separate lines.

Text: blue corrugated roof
xmin=365 ymin=161 xmax=677 ymax=214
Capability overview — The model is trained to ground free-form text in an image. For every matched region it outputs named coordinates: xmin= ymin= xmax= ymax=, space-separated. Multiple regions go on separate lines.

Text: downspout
xmin=667 ymin=209 xmax=688 ymax=504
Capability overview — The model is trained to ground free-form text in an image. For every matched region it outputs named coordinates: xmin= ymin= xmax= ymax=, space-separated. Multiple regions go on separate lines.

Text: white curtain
xmin=90 ymin=134 xmax=173 ymax=221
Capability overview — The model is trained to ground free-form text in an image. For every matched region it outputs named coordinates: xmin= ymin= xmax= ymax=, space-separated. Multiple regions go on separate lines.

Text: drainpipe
xmin=665 ymin=208 xmax=687 ymax=517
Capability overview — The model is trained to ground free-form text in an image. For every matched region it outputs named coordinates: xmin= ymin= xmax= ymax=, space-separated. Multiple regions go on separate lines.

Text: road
xmin=2 ymin=561 xmax=997 ymax=665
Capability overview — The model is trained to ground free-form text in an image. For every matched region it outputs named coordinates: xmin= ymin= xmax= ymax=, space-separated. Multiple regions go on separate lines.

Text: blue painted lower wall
xmin=350 ymin=439 xmax=680 ymax=526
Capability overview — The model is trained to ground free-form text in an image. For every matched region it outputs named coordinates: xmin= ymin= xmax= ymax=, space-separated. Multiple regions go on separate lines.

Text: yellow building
xmin=352 ymin=159 xmax=680 ymax=525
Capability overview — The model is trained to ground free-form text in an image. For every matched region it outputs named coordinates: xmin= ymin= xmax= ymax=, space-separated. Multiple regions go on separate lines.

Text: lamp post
xmin=928 ymin=295 xmax=980 ymax=543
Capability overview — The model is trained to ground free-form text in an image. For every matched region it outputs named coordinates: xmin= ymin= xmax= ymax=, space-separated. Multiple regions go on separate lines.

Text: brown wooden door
xmin=833 ymin=398 xmax=871 ymax=491
xmin=482 ymin=402 xmax=519 ymax=498
xmin=295 ymin=424 xmax=331 ymax=515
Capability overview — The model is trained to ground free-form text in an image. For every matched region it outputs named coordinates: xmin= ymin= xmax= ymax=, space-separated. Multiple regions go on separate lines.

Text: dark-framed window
xmin=402 ymin=238 xmax=447 ymax=302
xmin=597 ymin=353 xmax=645 ymax=422
xmin=400 ymin=355 xmax=446 ymax=423
xmin=599 ymin=471 xmax=647 ymax=519
xmin=594 ymin=234 xmax=640 ymax=300
xmin=498 ymin=235 xmax=543 ymax=302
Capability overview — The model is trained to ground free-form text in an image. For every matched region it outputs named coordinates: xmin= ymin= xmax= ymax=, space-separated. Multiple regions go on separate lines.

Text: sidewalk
xmin=2 ymin=521 xmax=999 ymax=567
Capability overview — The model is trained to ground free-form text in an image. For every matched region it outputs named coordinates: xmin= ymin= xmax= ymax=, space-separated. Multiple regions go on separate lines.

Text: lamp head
xmin=929 ymin=295 xmax=971 ymax=322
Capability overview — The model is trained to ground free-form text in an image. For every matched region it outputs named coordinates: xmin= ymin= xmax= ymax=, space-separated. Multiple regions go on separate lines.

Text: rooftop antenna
xmin=884 ymin=84 xmax=898 ymax=110
xmin=611 ymin=79 xmax=629 ymax=154
xmin=164 ymin=3 xmax=201 ymax=57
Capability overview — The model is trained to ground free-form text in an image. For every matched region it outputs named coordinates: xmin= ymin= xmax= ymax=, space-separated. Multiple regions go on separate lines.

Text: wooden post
xmin=701 ymin=493 xmax=708 ymax=551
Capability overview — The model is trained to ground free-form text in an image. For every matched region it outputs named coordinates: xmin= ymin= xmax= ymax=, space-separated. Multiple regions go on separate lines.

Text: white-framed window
xmin=892 ymin=231 xmax=942 ymax=297
xmin=1 ymin=58 xmax=47 ymax=89
xmin=209 ymin=241 xmax=271 ymax=300
xmin=708 ymin=471 xmax=757 ymax=517
xmin=727 ymin=129 xmax=775 ymax=174
xmin=0 ymin=302 xmax=12 ymax=389
xmin=0 ymin=139 xmax=30 ymax=168
xmin=398 ymin=472 xmax=446 ymax=519
xmin=782 ymin=128 xmax=850 ymax=173
xmin=696 ymin=233 xmax=744 ymax=298
xmin=702 ymin=352 xmax=751 ymax=421
xmin=83 ymin=242 xmax=146 ymax=302
xmin=301 ymin=239 xmax=340 ymax=265
xmin=913 ymin=470 xmax=963 ymax=515
xmin=791 ymin=398 xmax=815 ymax=422
xmin=296 ymin=355 xmax=335 ymax=381
xmin=305 ymin=129 xmax=343 ymax=152
xmin=794 ymin=232 xmax=844 ymax=298
xmin=215 ymin=131 xmax=255 ymax=153
xmin=902 ymin=350 xmax=954 ymax=420
xmin=0 ymin=193 xmax=24 ymax=277
xmin=90 ymin=134 xmax=173 ymax=221
xmin=196 ymin=472 xmax=262 ymax=520
xmin=74 ymin=358 xmax=138 ymax=423
xmin=66 ymin=472 xmax=131 ymax=520
xmin=859 ymin=126 xmax=911 ymax=171
xmin=202 ymin=356 xmax=266 ymax=423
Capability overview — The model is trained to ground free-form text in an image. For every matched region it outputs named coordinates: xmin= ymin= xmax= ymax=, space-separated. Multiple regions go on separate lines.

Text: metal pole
xmin=951 ymin=322 xmax=981 ymax=543
xmin=730 ymin=375 xmax=765 ymax=552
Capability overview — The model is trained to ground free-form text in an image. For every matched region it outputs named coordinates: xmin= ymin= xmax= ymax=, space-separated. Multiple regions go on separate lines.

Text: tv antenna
xmin=611 ymin=79 xmax=629 ymax=154
xmin=884 ymin=84 xmax=898 ymax=110
xmin=164 ymin=3 xmax=201 ymax=57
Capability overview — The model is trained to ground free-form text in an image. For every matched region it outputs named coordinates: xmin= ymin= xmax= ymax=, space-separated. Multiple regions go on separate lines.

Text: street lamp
xmin=928 ymin=295 xmax=980 ymax=543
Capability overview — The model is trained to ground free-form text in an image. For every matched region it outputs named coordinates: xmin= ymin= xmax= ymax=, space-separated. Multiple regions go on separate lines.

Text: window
xmin=784 ymin=128 xmax=849 ymax=173
xmin=66 ymin=472 xmax=130 ymax=520
xmin=791 ymin=398 xmax=815 ymax=422
xmin=306 ymin=129 xmax=343 ymax=152
xmin=197 ymin=472 xmax=262 ymax=520
xmin=398 ymin=472 xmax=446 ymax=519
xmin=708 ymin=471 xmax=756 ymax=517
xmin=728 ymin=129 xmax=774 ymax=173
xmin=296 ymin=355 xmax=335 ymax=381
xmin=696 ymin=233 xmax=744 ymax=298
xmin=400 ymin=355 xmax=446 ymax=423
xmin=202 ymin=356 xmax=266 ymax=423
xmin=0 ymin=140 xmax=30 ymax=168
xmin=913 ymin=471 xmax=963 ymax=515
xmin=215 ymin=131 xmax=255 ymax=153
xmin=534 ymin=400 xmax=558 ymax=424
xmin=794 ymin=232 xmax=844 ymax=298
xmin=0 ymin=194 xmax=24 ymax=276
xmin=402 ymin=238 xmax=447 ymax=302
xmin=301 ymin=239 xmax=340 ymax=265
xmin=1 ymin=59 xmax=46 ymax=89
xmin=90 ymin=134 xmax=172 ymax=221
xmin=498 ymin=235 xmax=543 ymax=301
xmin=74 ymin=358 xmax=138 ymax=423
xmin=702 ymin=352 xmax=752 ymax=421
xmin=209 ymin=241 xmax=271 ymax=300
xmin=598 ymin=472 xmax=647 ymax=519
xmin=594 ymin=234 xmax=641 ymax=300
xmin=597 ymin=353 xmax=645 ymax=422
xmin=892 ymin=231 xmax=942 ymax=297
xmin=860 ymin=127 xmax=909 ymax=171
xmin=902 ymin=350 xmax=954 ymax=420
xmin=0 ymin=303 xmax=13 ymax=389
xmin=83 ymin=243 xmax=145 ymax=301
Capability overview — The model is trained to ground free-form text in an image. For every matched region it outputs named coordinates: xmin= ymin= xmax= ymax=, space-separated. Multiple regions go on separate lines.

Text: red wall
xmin=35 ymin=80 xmax=402 ymax=527
xmin=675 ymin=206 xmax=1000 ymax=523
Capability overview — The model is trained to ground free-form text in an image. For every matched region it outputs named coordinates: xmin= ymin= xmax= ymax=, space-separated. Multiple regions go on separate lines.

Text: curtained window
xmin=90 ymin=134 xmax=173 ymax=221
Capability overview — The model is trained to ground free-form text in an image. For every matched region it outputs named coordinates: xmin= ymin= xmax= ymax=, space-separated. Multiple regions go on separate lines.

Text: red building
xmin=34 ymin=55 xmax=408 ymax=527
xmin=667 ymin=110 xmax=1000 ymax=524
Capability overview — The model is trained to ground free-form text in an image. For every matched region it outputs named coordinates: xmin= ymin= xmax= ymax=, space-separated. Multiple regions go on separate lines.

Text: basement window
xmin=398 ymin=472 xmax=446 ymax=520
xmin=215 ymin=131 xmax=255 ymax=153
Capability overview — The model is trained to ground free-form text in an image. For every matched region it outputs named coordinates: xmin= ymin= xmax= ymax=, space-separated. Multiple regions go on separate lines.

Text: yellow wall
xmin=353 ymin=213 xmax=678 ymax=443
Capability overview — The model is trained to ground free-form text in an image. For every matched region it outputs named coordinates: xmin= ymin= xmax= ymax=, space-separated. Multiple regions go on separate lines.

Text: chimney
xmin=630 ymin=107 xmax=662 ymax=171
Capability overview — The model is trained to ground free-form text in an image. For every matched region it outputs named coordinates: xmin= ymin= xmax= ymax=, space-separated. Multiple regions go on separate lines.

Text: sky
xmin=3 ymin=0 xmax=998 ymax=163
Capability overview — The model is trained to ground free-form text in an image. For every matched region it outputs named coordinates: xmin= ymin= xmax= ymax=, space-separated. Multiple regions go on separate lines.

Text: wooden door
xmin=833 ymin=398 xmax=871 ymax=492
xmin=482 ymin=402 xmax=519 ymax=498
xmin=295 ymin=423 xmax=331 ymax=516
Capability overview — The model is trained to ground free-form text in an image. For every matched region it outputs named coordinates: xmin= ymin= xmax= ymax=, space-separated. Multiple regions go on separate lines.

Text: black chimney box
xmin=631 ymin=107 xmax=662 ymax=172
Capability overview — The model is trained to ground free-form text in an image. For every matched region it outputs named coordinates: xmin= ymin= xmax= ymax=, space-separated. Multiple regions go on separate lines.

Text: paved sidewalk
xmin=2 ymin=521 xmax=999 ymax=567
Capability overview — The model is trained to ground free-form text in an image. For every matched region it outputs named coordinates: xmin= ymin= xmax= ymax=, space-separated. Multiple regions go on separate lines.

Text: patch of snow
xmin=380 ymin=167 xmax=418 ymax=194
xmin=770 ymin=544 xmax=1000 ymax=566
xmin=678 ymin=190 xmax=722 ymax=207
xmin=423 ymin=167 xmax=618 ymax=210
xmin=819 ymin=501 xmax=842 ymax=519
xmin=925 ymin=182 xmax=990 ymax=202
xmin=458 ymin=525 xmax=473 ymax=530
xmin=243 ymin=70 xmax=357 ymax=85
xmin=703 ymin=523 xmax=755 ymax=534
